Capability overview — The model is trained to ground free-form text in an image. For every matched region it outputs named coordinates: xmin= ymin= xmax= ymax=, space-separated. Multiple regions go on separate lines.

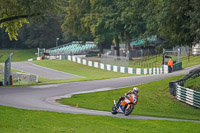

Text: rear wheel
xmin=124 ymin=104 xmax=134 ymax=116
xmin=111 ymin=105 xmax=118 ymax=115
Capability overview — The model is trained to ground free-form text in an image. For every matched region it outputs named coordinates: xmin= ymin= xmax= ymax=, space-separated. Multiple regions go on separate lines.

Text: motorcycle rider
xmin=116 ymin=87 xmax=139 ymax=107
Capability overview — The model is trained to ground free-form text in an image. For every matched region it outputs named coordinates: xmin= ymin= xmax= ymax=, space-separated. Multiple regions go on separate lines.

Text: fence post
xmin=178 ymin=48 xmax=180 ymax=63
xmin=4 ymin=53 xmax=13 ymax=86
xmin=169 ymin=80 xmax=178 ymax=96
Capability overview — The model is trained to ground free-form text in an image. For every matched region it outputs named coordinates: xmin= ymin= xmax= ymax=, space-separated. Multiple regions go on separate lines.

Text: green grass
xmin=0 ymin=49 xmax=36 ymax=63
xmin=184 ymin=76 xmax=200 ymax=91
xmin=33 ymin=60 xmax=135 ymax=84
xmin=0 ymin=106 xmax=200 ymax=133
xmin=129 ymin=55 xmax=200 ymax=68
xmin=57 ymin=75 xmax=200 ymax=120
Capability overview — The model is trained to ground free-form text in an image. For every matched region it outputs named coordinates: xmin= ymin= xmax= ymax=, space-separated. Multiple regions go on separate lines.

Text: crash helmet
xmin=133 ymin=87 xmax=139 ymax=95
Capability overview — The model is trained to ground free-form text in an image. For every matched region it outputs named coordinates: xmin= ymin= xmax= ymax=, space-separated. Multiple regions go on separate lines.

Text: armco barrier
xmin=59 ymin=55 xmax=164 ymax=75
xmin=169 ymin=67 xmax=200 ymax=108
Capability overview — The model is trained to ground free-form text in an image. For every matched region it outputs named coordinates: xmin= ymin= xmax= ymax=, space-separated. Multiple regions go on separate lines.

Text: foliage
xmin=0 ymin=0 xmax=63 ymax=40
xmin=18 ymin=14 xmax=63 ymax=48
xmin=67 ymin=0 xmax=200 ymax=48
xmin=184 ymin=76 xmax=200 ymax=91
xmin=62 ymin=0 xmax=146 ymax=54
xmin=144 ymin=0 xmax=200 ymax=46
xmin=1 ymin=0 xmax=200 ymax=48
xmin=62 ymin=31 xmax=78 ymax=43
xmin=155 ymin=45 xmax=163 ymax=54
xmin=0 ymin=49 xmax=36 ymax=63
xmin=0 ymin=13 xmax=68 ymax=49
xmin=62 ymin=0 xmax=93 ymax=40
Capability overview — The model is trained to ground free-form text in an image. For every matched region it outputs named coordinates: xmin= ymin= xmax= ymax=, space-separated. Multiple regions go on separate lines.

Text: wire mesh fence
xmin=131 ymin=62 xmax=162 ymax=68
xmin=100 ymin=55 xmax=129 ymax=67
xmin=0 ymin=68 xmax=38 ymax=85
xmin=12 ymin=72 xmax=38 ymax=85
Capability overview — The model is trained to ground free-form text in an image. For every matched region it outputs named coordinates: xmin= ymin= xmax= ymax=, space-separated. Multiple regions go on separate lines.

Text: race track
xmin=0 ymin=62 xmax=200 ymax=123
xmin=11 ymin=62 xmax=83 ymax=79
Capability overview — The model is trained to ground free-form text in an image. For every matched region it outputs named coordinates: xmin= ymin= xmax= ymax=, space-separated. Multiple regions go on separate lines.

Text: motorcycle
xmin=111 ymin=94 xmax=136 ymax=116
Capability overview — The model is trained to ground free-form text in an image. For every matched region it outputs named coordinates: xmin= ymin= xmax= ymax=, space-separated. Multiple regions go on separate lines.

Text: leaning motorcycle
xmin=111 ymin=94 xmax=136 ymax=116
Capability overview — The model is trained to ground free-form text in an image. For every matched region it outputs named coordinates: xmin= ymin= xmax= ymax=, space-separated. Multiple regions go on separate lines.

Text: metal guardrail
xmin=176 ymin=84 xmax=200 ymax=108
xmin=169 ymin=67 xmax=200 ymax=108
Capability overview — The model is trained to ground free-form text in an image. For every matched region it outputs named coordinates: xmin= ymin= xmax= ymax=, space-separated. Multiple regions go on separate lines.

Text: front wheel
xmin=124 ymin=104 xmax=134 ymax=116
xmin=111 ymin=105 xmax=118 ymax=115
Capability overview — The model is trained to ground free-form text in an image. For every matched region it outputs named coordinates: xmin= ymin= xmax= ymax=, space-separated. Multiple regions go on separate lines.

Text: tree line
xmin=0 ymin=0 xmax=199 ymax=52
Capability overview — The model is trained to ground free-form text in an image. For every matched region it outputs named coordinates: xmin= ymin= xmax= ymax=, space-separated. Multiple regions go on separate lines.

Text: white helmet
xmin=133 ymin=87 xmax=139 ymax=95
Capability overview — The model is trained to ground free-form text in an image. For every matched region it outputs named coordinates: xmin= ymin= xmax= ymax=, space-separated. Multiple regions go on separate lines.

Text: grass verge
xmin=33 ymin=60 xmax=135 ymax=84
xmin=57 ymin=75 xmax=200 ymax=120
xmin=129 ymin=55 xmax=200 ymax=68
xmin=0 ymin=49 xmax=36 ymax=63
xmin=0 ymin=105 xmax=200 ymax=133
xmin=184 ymin=76 xmax=200 ymax=91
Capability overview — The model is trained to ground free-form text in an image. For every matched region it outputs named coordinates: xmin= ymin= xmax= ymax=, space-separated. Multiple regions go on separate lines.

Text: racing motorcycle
xmin=111 ymin=93 xmax=136 ymax=116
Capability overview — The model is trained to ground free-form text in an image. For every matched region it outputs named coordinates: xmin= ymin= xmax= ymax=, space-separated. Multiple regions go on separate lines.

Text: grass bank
xmin=0 ymin=106 xmax=199 ymax=133
xmin=0 ymin=49 xmax=36 ymax=63
xmin=33 ymin=60 xmax=134 ymax=84
xmin=184 ymin=76 xmax=200 ymax=91
xmin=129 ymin=55 xmax=200 ymax=68
xmin=57 ymin=75 xmax=200 ymax=120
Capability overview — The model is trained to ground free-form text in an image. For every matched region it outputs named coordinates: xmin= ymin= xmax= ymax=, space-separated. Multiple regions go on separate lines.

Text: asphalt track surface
xmin=0 ymin=62 xmax=200 ymax=123
xmin=11 ymin=62 xmax=83 ymax=79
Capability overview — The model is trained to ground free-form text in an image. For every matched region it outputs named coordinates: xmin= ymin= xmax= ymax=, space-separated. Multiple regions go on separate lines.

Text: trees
xmin=62 ymin=0 xmax=92 ymax=41
xmin=0 ymin=0 xmax=62 ymax=40
xmin=85 ymin=0 xmax=122 ymax=55
xmin=0 ymin=13 xmax=64 ymax=49
xmin=120 ymin=0 xmax=146 ymax=56
xmin=1 ymin=0 xmax=199 ymax=49
xmin=188 ymin=0 xmax=200 ymax=44
xmin=144 ymin=0 xmax=200 ymax=47
xmin=79 ymin=0 xmax=146 ymax=56
xmin=62 ymin=0 xmax=119 ymax=54
xmin=61 ymin=0 xmax=147 ymax=56
xmin=18 ymin=14 xmax=63 ymax=48
xmin=157 ymin=0 xmax=193 ymax=46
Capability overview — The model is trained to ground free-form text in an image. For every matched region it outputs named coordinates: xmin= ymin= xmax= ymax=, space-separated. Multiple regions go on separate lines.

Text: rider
xmin=117 ymin=87 xmax=139 ymax=107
